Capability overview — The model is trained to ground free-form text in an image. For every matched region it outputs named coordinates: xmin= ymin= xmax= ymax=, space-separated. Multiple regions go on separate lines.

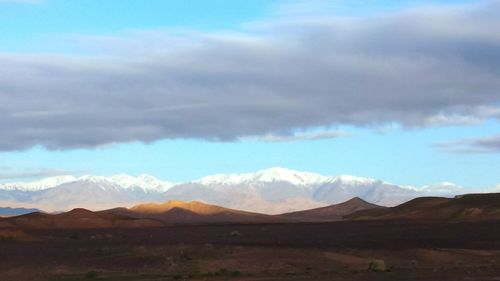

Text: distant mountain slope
xmin=346 ymin=193 xmax=500 ymax=221
xmin=0 ymin=167 xmax=470 ymax=213
xmin=0 ymin=207 xmax=40 ymax=217
xmin=0 ymin=174 xmax=174 ymax=192
xmin=2 ymin=208 xmax=163 ymax=229
xmin=279 ymin=197 xmax=386 ymax=222
xmin=162 ymin=168 xmax=430 ymax=213
xmin=104 ymin=200 xmax=282 ymax=224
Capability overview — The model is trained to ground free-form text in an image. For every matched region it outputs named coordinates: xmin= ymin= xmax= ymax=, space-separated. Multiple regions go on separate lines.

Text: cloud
xmin=1 ymin=1 xmax=500 ymax=151
xmin=0 ymin=167 xmax=77 ymax=181
xmin=259 ymin=130 xmax=347 ymax=142
xmin=435 ymin=134 xmax=500 ymax=153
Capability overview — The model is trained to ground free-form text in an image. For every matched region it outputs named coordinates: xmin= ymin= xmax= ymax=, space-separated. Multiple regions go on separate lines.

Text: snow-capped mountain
xmin=0 ymin=167 xmax=477 ymax=213
xmin=172 ymin=168 xmax=403 ymax=213
xmin=1 ymin=174 xmax=174 ymax=193
xmin=0 ymin=174 xmax=175 ymax=211
xmin=195 ymin=167 xmax=332 ymax=186
xmin=0 ymin=175 xmax=77 ymax=191
xmin=79 ymin=174 xmax=175 ymax=192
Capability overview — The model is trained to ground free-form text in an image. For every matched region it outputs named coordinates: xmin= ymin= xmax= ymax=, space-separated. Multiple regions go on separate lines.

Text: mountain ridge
xmin=0 ymin=167 xmax=477 ymax=213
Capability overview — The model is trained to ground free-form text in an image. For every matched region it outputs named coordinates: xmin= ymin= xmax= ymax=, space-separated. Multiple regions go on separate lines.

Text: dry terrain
xmin=1 ymin=220 xmax=500 ymax=280
xmin=2 ymin=194 xmax=500 ymax=280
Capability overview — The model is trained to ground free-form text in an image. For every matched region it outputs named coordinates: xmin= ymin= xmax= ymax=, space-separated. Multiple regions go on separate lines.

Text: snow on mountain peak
xmin=0 ymin=175 xmax=77 ymax=191
xmin=195 ymin=167 xmax=332 ymax=186
xmin=331 ymin=175 xmax=378 ymax=185
xmin=113 ymin=174 xmax=175 ymax=192
xmin=1 ymin=174 xmax=174 ymax=192
xmin=418 ymin=182 xmax=463 ymax=194
xmin=79 ymin=174 xmax=174 ymax=192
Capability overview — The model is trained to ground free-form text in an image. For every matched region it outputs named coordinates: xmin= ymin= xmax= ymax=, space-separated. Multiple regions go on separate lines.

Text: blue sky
xmin=0 ymin=0 xmax=273 ymax=52
xmin=0 ymin=0 xmax=477 ymax=52
xmin=0 ymin=0 xmax=499 ymax=188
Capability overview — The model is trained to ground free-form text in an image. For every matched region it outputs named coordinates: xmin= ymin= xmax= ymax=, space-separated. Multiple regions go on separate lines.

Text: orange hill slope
xmin=346 ymin=193 xmax=500 ymax=221
xmin=103 ymin=200 xmax=283 ymax=224
xmin=279 ymin=197 xmax=386 ymax=222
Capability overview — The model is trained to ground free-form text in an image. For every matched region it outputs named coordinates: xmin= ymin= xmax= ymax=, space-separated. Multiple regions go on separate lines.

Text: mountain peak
xmin=195 ymin=167 xmax=331 ymax=186
xmin=279 ymin=197 xmax=385 ymax=221
xmin=344 ymin=197 xmax=366 ymax=203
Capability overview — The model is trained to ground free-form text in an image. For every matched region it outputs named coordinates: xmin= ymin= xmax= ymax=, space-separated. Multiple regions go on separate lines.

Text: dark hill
xmin=346 ymin=193 xmax=500 ymax=221
xmin=3 ymin=208 xmax=163 ymax=229
xmin=279 ymin=197 xmax=385 ymax=221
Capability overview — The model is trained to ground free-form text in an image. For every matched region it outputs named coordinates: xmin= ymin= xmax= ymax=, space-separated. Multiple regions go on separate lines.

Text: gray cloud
xmin=259 ymin=130 xmax=347 ymax=142
xmin=0 ymin=167 xmax=76 ymax=181
xmin=1 ymin=1 xmax=500 ymax=151
xmin=436 ymin=134 xmax=500 ymax=153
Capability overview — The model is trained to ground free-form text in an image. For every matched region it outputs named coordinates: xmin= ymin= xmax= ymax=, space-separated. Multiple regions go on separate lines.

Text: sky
xmin=0 ymin=0 xmax=499 ymax=189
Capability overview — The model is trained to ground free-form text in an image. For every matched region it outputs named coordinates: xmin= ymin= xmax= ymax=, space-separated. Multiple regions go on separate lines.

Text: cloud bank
xmin=1 ymin=1 xmax=499 ymax=151
xmin=436 ymin=134 xmax=500 ymax=153
xmin=259 ymin=130 xmax=347 ymax=142
xmin=0 ymin=166 xmax=76 ymax=181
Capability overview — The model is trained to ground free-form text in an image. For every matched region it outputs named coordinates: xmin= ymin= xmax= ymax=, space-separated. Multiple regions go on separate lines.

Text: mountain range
xmin=0 ymin=167 xmax=475 ymax=214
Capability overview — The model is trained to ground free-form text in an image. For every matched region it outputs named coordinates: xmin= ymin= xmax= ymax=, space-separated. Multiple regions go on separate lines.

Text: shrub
xmin=368 ymin=259 xmax=387 ymax=272
xmin=230 ymin=230 xmax=242 ymax=237
xmin=231 ymin=270 xmax=242 ymax=277
xmin=85 ymin=270 xmax=100 ymax=279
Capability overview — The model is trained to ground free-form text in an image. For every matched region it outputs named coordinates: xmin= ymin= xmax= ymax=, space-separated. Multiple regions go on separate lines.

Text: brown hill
xmin=346 ymin=193 xmax=500 ymax=221
xmin=103 ymin=200 xmax=283 ymax=224
xmin=279 ymin=197 xmax=386 ymax=222
xmin=3 ymin=208 xmax=164 ymax=229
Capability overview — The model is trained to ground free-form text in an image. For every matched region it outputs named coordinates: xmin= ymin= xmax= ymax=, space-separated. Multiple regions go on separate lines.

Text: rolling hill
xmin=279 ymin=197 xmax=386 ymax=221
xmin=2 ymin=208 xmax=164 ymax=229
xmin=103 ymin=200 xmax=282 ymax=224
xmin=346 ymin=193 xmax=500 ymax=221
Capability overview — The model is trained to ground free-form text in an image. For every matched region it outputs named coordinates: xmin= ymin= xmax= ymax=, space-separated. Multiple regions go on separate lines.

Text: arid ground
xmin=1 ymin=220 xmax=500 ymax=281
